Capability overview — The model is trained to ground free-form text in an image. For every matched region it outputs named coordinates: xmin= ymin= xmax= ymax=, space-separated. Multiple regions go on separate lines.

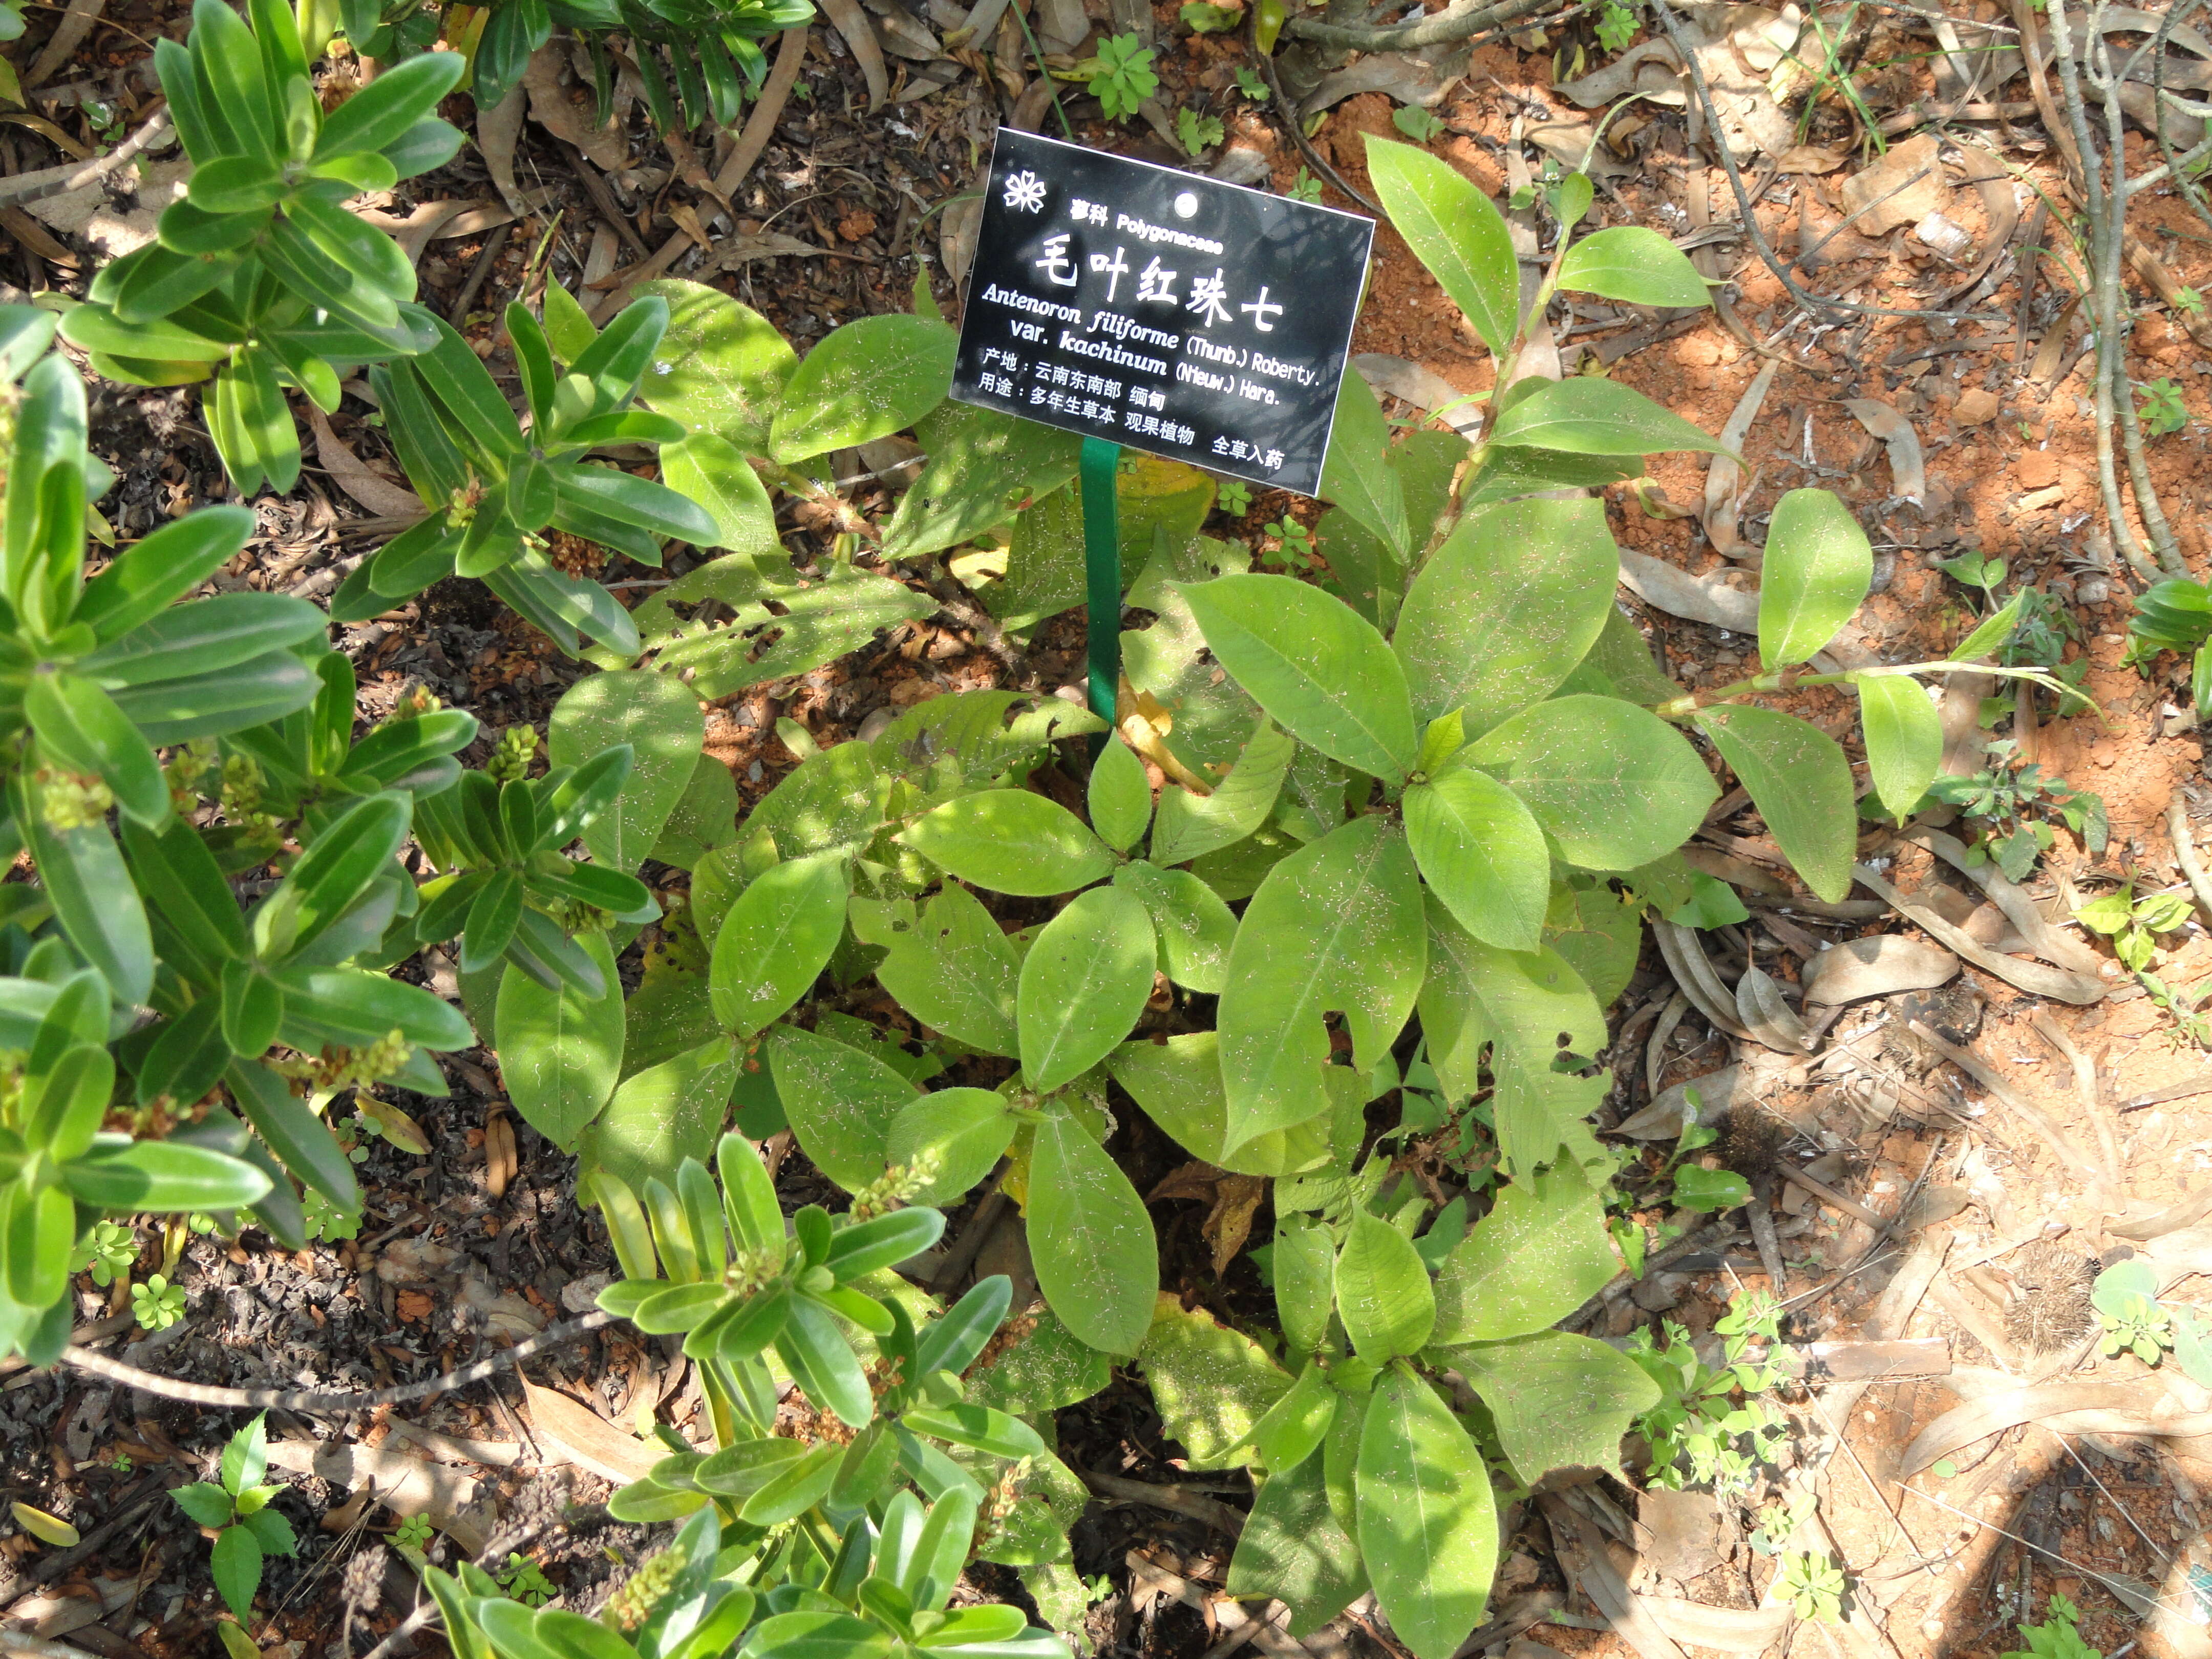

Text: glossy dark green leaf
xmin=28 ymin=673 xmax=168 ymax=828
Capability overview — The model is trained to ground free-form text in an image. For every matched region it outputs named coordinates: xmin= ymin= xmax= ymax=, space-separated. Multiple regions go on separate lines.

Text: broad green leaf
xmin=768 ymin=1024 xmax=919 ymax=1191
xmin=1273 ymin=1215 xmax=1337 ymax=1359
xmin=548 ymin=671 xmax=702 ymax=873
xmin=1027 ymin=1104 xmax=1156 ymax=1356
xmin=1757 ymin=488 xmax=1873 ymax=669
xmin=1148 ymin=718 xmax=1294 ymax=867
xmin=1219 ymin=816 xmax=1424 ymax=1153
xmin=965 ymin=1304 xmax=1112 ymax=1415
xmin=1461 ymin=448 xmax=1646 ymax=508
xmin=1856 ymin=675 xmax=1943 ymax=820
xmin=1176 ymin=574 xmax=1417 ymax=783
xmin=708 ymin=849 xmax=849 ymax=1036
xmin=580 ymin=1037 xmax=735 ymax=1194
xmin=1450 ymin=1331 xmax=1659 ymax=1483
xmin=1251 ymin=1360 xmax=1338 ymax=1474
xmin=1111 ymin=1031 xmax=1297 ymax=1177
xmin=746 ymin=739 xmax=887 ymax=861
xmin=1575 ymin=604 xmax=1683 ymax=708
xmin=1431 ymin=1159 xmax=1616 ymax=1344
xmin=1487 ymin=377 xmax=1727 ymax=457
xmin=633 ymin=278 xmax=795 ymax=450
xmin=649 ymin=752 xmax=740 ymax=870
xmin=768 ymin=314 xmax=955 ymax=464
xmin=1087 ymin=737 xmax=1153 ymax=854
xmin=1113 ymin=861 xmax=1236 ymax=993
xmin=1226 ymin=1455 xmax=1369 ymax=1637
xmin=1334 ymin=1211 xmax=1434 ymax=1360
xmin=1543 ymin=882 xmax=1642 ymax=1007
xmin=21 ymin=801 xmax=152 ymax=1006
xmin=1355 ymin=1368 xmax=1498 ymax=1659
xmin=637 ymin=554 xmax=933 ymax=700
xmin=1361 ymin=134 xmax=1518 ymax=356
xmin=658 ymin=434 xmax=779 ymax=554
xmin=1138 ymin=1294 xmax=1292 ymax=1468
xmin=1389 ymin=498 xmax=1616 ymax=733
xmin=884 ymin=1088 xmax=1014 ymax=1206
xmin=883 ymin=401 xmax=1081 ymax=560
xmin=1016 ymin=885 xmax=1155 ymax=1092
xmin=1403 ymin=767 xmax=1547 ymax=953
xmin=858 ymin=884 xmax=1019 ymax=1056
xmin=1556 ymin=226 xmax=1713 ymax=309
xmin=211 ymin=1524 xmax=263 ymax=1622
xmin=1695 ymin=704 xmax=1857 ymax=902
xmin=898 ymin=791 xmax=1114 ymax=897
xmin=1424 ymin=897 xmax=1605 ymax=1069
xmin=1491 ymin=1047 xmax=1611 ymax=1180
xmin=1467 ymin=694 xmax=1716 ymax=869
xmin=1316 ymin=372 xmax=1409 ymax=560
xmin=495 ymin=932 xmax=623 ymax=1150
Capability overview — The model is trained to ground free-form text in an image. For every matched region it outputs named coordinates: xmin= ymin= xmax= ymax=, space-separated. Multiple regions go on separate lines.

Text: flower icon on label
xmin=1002 ymin=169 xmax=1047 ymax=213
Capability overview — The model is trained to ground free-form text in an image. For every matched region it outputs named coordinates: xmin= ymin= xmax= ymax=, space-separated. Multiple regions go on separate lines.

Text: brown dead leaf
xmin=485 ymin=1108 xmax=517 ymax=1201
xmin=520 ymin=1377 xmax=667 ymax=1485
xmin=476 ymin=83 xmax=528 ymax=217
xmin=1703 ymin=358 xmax=1777 ymax=561
xmin=1147 ymin=1163 xmax=1266 ymax=1275
xmin=1839 ymin=397 xmax=1927 ymax=505
xmin=1839 ymin=132 xmax=1947 ymax=237
xmin=818 ymin=0 xmax=890 ymax=108
xmin=265 ymin=1441 xmax=486 ymax=1554
xmin=395 ymin=1290 xmax=435 ymax=1323
xmin=305 ymin=405 xmax=426 ymax=520
xmin=522 ymin=44 xmax=627 ymax=172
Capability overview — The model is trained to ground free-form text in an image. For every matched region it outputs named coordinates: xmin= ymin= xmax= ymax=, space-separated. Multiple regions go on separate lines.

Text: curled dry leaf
xmin=1838 ymin=133 xmax=1947 ymax=237
xmin=306 ymin=405 xmax=428 ymax=520
xmin=1801 ymin=935 xmax=1959 ymax=1007
xmin=519 ymin=1377 xmax=667 ymax=1486
xmin=1617 ymin=1050 xmax=1797 ymax=1140
xmin=522 ymin=45 xmax=628 ymax=172
xmin=265 ymin=1441 xmax=487 ymax=1554
xmin=1839 ymin=396 xmax=1926 ymax=507
xmin=1703 ymin=359 xmax=1777 ymax=562
xmin=1619 ymin=548 xmax=1757 ymax=633
xmin=484 ymin=1107 xmax=518 ymax=1201
xmin=1733 ymin=964 xmax=1811 ymax=1053
xmin=1355 ymin=353 xmax=1484 ymax=438
xmin=1899 ymin=1376 xmax=2212 ymax=1476
xmin=817 ymin=0 xmax=891 ymax=109
xmin=476 ymin=83 xmax=528 ymax=217
xmin=1301 ymin=41 xmax=1472 ymax=122
xmin=1852 ymin=863 xmax=2102 ymax=1005
xmin=1651 ymin=921 xmax=1754 ymax=1041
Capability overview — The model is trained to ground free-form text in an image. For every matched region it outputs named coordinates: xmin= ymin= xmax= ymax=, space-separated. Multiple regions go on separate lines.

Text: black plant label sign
xmin=950 ymin=127 xmax=1375 ymax=497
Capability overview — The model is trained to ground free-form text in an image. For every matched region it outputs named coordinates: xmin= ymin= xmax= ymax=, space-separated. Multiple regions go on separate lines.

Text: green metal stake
xmin=1078 ymin=437 xmax=1121 ymax=745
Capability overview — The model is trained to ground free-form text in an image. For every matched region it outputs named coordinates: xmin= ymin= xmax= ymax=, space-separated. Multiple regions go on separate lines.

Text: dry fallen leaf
xmin=485 ymin=1108 xmax=517 ymax=1201
xmin=1839 ymin=396 xmax=1927 ymax=506
xmin=522 ymin=44 xmax=628 ymax=172
xmin=520 ymin=1377 xmax=667 ymax=1486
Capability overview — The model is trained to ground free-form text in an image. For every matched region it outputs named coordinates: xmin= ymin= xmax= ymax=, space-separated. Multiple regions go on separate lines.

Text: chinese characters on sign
xmin=949 ymin=129 xmax=1375 ymax=497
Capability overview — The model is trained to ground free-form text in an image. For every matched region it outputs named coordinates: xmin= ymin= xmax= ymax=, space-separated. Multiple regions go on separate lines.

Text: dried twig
xmin=0 ymin=107 xmax=171 ymax=209
xmin=1282 ymin=0 xmax=1550 ymax=53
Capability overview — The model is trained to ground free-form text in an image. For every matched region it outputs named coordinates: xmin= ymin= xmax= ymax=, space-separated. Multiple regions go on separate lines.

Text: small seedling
xmin=2002 ymin=1592 xmax=2103 ymax=1659
xmin=301 ymin=1188 xmax=362 ymax=1243
xmin=1177 ymin=108 xmax=1226 ymax=158
xmin=131 ymin=1274 xmax=185 ymax=1331
xmin=391 ymin=1514 xmax=435 ymax=1552
xmin=495 ymin=1551 xmax=557 ymax=1606
xmin=1179 ymin=0 xmax=1242 ymax=28
xmin=1936 ymin=547 xmax=2007 ymax=598
xmin=1391 ymin=104 xmax=1445 ymax=143
xmin=2178 ymin=288 xmax=2206 ymax=316
xmin=1285 ymin=167 xmax=1323 ymax=202
xmin=1750 ymin=1492 xmax=1816 ymax=1553
xmin=1778 ymin=1551 xmax=1845 ymax=1622
xmin=1259 ymin=517 xmax=1315 ymax=570
xmin=1921 ymin=740 xmax=2106 ymax=882
xmin=171 ymin=1416 xmax=297 ymax=1622
xmin=1628 ymin=1289 xmax=1789 ymax=1496
xmin=2139 ymin=377 xmax=2190 ymax=435
xmin=80 ymin=1222 xmax=136 ymax=1287
xmin=1080 ymin=33 xmax=1158 ymax=121
xmin=1234 ymin=66 xmax=1268 ymax=100
xmin=1216 ymin=478 xmax=1252 ymax=516
xmin=1594 ymin=0 xmax=1640 ymax=49
xmin=2092 ymin=1258 xmax=2175 ymax=1363
xmin=2074 ymin=884 xmax=2195 ymax=974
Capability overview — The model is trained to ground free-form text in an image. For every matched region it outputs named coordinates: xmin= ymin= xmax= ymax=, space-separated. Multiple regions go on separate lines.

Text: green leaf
xmin=633 ymin=279 xmax=797 ymax=450
xmin=1272 ymin=1215 xmax=1337 ymax=1358
xmin=580 ymin=1038 xmax=736 ymax=1195
xmin=1016 ymin=885 xmax=1155 ymax=1092
xmin=1112 ymin=1030 xmax=1283 ymax=1176
xmin=1389 ymin=498 xmax=1616 ymax=733
xmin=1556 ymin=226 xmax=1713 ymax=309
xmin=1251 ymin=1360 xmax=1338 ymax=1474
xmin=20 ymin=795 xmax=153 ymax=1006
xmin=768 ymin=1024 xmax=919 ymax=1192
xmin=1694 ymin=705 xmax=1857 ymax=902
xmin=882 ymin=401 xmax=1081 ymax=561
xmin=1316 ymin=372 xmax=1409 ymax=560
xmin=1486 ymin=377 xmax=1727 ymax=457
xmin=1176 ymin=574 xmax=1417 ymax=783
xmin=965 ymin=1303 xmax=1112 ymax=1415
xmin=1087 ymin=737 xmax=1152 ymax=854
xmin=1137 ymin=1294 xmax=1292 ymax=1468
xmin=768 ymin=314 xmax=955 ymax=464
xmin=1856 ymin=675 xmax=1942 ymax=820
xmin=884 ymin=1088 xmax=1014 ymax=1206
xmin=494 ymin=932 xmax=623 ymax=1150
xmin=1757 ymin=489 xmax=1872 ymax=670
xmin=1227 ymin=1455 xmax=1368 ymax=1637
xmin=28 ymin=673 xmax=167 ymax=828
xmin=249 ymin=791 xmax=409 ymax=963
xmin=898 ymin=791 xmax=1114 ymax=897
xmin=1432 ymin=1159 xmax=1616 ymax=1344
xmin=657 ymin=434 xmax=778 ymax=554
xmin=1950 ymin=593 xmax=2025 ymax=663
xmin=549 ymin=671 xmax=703 ymax=873
xmin=708 ymin=849 xmax=849 ymax=1036
xmin=62 ymin=1138 xmax=272 ymax=1212
xmin=1112 ymin=861 xmax=1236 ymax=993
xmin=1334 ymin=1211 xmax=1435 ymax=1360
xmin=1360 ymin=134 xmax=1518 ymax=356
xmin=211 ymin=1525 xmax=263 ymax=1622
xmin=648 ymin=752 xmax=739 ymax=870
xmin=1218 ymin=816 xmax=1424 ymax=1153
xmin=1355 ymin=1367 xmax=1497 ymax=1659
xmin=1672 ymin=1164 xmax=1751 ymax=1212
xmin=1450 ymin=1331 xmax=1658 ymax=1483
xmin=1148 ymin=718 xmax=1294 ymax=868
xmin=1027 ymin=1103 xmax=1157 ymax=1356
xmin=859 ymin=884 xmax=1019 ymax=1056
xmin=1467 ymin=694 xmax=1717 ymax=870
xmin=172 ymin=1483 xmax=235 ymax=1529
xmin=1403 ymin=767 xmax=1548 ymax=953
